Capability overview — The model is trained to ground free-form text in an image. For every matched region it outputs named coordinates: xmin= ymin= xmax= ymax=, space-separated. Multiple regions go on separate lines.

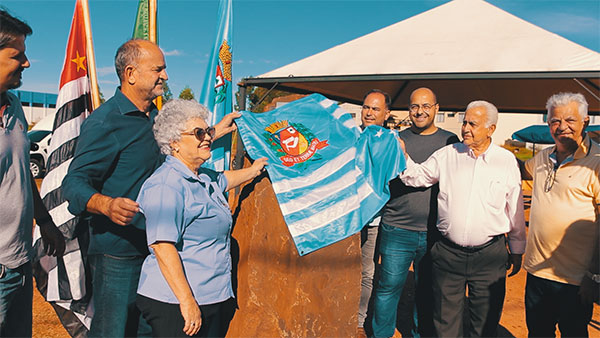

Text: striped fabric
xmin=32 ymin=0 xmax=93 ymax=335
xmin=199 ymin=0 xmax=233 ymax=171
xmin=235 ymin=94 xmax=406 ymax=255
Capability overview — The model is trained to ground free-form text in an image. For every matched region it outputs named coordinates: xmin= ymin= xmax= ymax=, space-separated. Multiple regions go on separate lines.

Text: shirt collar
xmin=165 ymin=155 xmax=201 ymax=182
xmin=464 ymin=141 xmax=494 ymax=162
xmin=549 ymin=133 xmax=591 ymax=167
xmin=113 ymin=87 xmax=158 ymax=118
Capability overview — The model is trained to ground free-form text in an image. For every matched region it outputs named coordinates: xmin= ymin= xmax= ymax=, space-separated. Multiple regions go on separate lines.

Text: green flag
xmin=133 ymin=0 xmax=149 ymax=39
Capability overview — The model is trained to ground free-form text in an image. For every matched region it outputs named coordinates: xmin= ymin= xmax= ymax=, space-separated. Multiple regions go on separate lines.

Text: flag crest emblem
xmin=264 ymin=120 xmax=329 ymax=167
xmin=215 ymin=40 xmax=232 ymax=104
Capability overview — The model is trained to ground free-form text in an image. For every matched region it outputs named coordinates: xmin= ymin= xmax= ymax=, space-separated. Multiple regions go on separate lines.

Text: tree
xmin=245 ymin=86 xmax=293 ymax=112
xmin=178 ymin=86 xmax=195 ymax=100
xmin=162 ymin=81 xmax=173 ymax=101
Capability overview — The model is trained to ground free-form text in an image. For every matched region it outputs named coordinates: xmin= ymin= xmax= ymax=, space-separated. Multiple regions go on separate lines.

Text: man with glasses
xmin=357 ymin=89 xmax=391 ymax=338
xmin=520 ymin=92 xmax=599 ymax=337
xmin=63 ymin=39 xmax=237 ymax=337
xmin=371 ymin=87 xmax=458 ymax=338
xmin=397 ymin=100 xmax=525 ymax=337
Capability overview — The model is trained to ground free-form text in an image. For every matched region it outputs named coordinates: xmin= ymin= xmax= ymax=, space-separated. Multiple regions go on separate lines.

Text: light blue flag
xmin=200 ymin=0 xmax=233 ymax=171
xmin=236 ymin=94 xmax=406 ymax=255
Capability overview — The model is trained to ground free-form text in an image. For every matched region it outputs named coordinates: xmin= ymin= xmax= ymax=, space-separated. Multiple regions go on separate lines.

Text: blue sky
xmin=2 ymin=0 xmax=599 ymax=99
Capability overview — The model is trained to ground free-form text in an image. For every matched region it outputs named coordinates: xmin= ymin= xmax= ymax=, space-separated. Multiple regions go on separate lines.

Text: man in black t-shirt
xmin=371 ymin=88 xmax=459 ymax=338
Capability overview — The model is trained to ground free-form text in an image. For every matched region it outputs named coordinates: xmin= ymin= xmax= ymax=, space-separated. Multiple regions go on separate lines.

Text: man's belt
xmin=440 ymin=234 xmax=504 ymax=253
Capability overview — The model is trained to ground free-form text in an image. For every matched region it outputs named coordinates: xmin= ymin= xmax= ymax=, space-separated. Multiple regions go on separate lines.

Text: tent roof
xmin=241 ymin=0 xmax=600 ymax=113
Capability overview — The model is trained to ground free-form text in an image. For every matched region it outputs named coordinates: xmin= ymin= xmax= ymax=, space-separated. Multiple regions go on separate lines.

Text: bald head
xmin=408 ymin=87 xmax=438 ymax=134
xmin=115 ymin=39 xmax=162 ymax=83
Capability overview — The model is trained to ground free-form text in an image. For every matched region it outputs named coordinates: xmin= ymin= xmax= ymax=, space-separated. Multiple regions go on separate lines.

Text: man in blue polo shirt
xmin=63 ymin=39 xmax=239 ymax=337
xmin=0 ymin=9 xmax=65 ymax=337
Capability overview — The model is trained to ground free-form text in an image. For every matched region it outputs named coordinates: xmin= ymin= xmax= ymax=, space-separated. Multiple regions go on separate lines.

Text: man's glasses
xmin=181 ymin=127 xmax=216 ymax=141
xmin=544 ymin=166 xmax=557 ymax=192
xmin=409 ymin=103 xmax=437 ymax=113
xmin=362 ymin=104 xmax=383 ymax=113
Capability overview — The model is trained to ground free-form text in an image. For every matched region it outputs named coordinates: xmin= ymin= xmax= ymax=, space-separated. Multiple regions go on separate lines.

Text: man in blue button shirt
xmin=63 ymin=39 xmax=238 ymax=337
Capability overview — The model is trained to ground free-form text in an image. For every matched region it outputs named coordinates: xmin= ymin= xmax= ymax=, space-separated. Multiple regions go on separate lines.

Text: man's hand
xmin=38 ymin=220 xmax=66 ymax=257
xmin=397 ymin=137 xmax=407 ymax=157
xmin=214 ymin=111 xmax=241 ymax=140
xmin=180 ymin=298 xmax=202 ymax=336
xmin=507 ymin=253 xmax=522 ymax=277
xmin=579 ymin=275 xmax=600 ymax=305
xmin=250 ymin=157 xmax=268 ymax=178
xmin=106 ymin=197 xmax=139 ymax=226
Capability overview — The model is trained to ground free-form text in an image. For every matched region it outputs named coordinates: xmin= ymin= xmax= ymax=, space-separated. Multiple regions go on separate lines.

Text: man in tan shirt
xmin=521 ymin=92 xmax=600 ymax=337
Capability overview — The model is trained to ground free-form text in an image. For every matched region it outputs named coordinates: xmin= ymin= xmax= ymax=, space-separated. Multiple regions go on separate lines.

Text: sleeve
xmin=217 ymin=172 xmax=228 ymax=193
xmin=138 ymin=183 xmax=186 ymax=245
xmin=399 ymin=146 xmax=444 ymax=188
xmin=524 ymin=153 xmax=536 ymax=178
xmin=505 ymin=158 xmax=526 ymax=254
xmin=62 ymin=119 xmax=121 ymax=215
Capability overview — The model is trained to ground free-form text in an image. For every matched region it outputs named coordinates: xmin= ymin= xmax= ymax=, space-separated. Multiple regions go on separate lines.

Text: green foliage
xmin=246 ymin=86 xmax=294 ymax=112
xmin=162 ymin=81 xmax=173 ymax=101
xmin=178 ymin=86 xmax=195 ymax=100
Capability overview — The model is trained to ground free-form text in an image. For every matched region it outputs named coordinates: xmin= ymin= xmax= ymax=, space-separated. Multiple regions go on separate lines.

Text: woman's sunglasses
xmin=181 ymin=127 xmax=216 ymax=141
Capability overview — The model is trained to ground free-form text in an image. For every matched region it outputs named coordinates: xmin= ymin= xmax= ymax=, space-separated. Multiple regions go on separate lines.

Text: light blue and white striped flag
xmin=236 ymin=94 xmax=406 ymax=255
xmin=199 ymin=0 xmax=233 ymax=171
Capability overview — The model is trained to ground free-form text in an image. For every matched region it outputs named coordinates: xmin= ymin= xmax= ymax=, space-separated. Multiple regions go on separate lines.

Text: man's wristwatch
xmin=586 ymin=271 xmax=600 ymax=283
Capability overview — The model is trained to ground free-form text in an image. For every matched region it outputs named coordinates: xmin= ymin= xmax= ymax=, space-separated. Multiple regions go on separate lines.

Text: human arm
xmin=63 ymin=119 xmax=138 ymax=225
xmin=517 ymin=158 xmax=533 ymax=180
xmin=213 ymin=111 xmax=241 ymax=140
xmin=578 ymin=241 xmax=599 ymax=304
xmin=223 ymin=157 xmax=268 ymax=192
xmin=31 ymin=173 xmax=65 ymax=257
xmin=398 ymin=147 xmax=443 ymax=188
xmin=151 ymin=242 xmax=201 ymax=336
xmin=506 ymin=159 xmax=526 ymax=277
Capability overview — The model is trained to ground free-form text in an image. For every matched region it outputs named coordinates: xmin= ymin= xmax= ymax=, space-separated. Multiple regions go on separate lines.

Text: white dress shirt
xmin=400 ymin=142 xmax=526 ymax=254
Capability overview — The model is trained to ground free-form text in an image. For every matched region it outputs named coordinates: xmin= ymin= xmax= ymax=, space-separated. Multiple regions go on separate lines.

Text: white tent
xmin=240 ymin=0 xmax=600 ymax=113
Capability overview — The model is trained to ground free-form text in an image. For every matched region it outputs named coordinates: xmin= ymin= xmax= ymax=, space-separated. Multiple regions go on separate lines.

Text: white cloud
xmin=163 ymin=49 xmax=184 ymax=56
xmin=96 ymin=66 xmax=114 ymax=77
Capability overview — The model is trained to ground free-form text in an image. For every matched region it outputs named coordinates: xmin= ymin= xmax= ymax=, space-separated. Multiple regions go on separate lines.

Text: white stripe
xmin=288 ymin=180 xmax=375 ymax=237
xmin=63 ymin=249 xmax=86 ymax=300
xmin=319 ymin=98 xmax=335 ymax=108
xmin=272 ymin=147 xmax=355 ymax=194
xmin=46 ymin=264 xmax=60 ymax=301
xmin=48 ymin=113 xmax=86 ymax=155
xmin=332 ymin=107 xmax=347 ymax=119
xmin=48 ymin=201 xmax=76 ymax=227
xmin=40 ymin=159 xmax=72 ymax=198
xmin=56 ymin=77 xmax=90 ymax=110
xmin=279 ymin=169 xmax=360 ymax=216
xmin=54 ymin=300 xmax=93 ymax=329
xmin=343 ymin=119 xmax=359 ymax=131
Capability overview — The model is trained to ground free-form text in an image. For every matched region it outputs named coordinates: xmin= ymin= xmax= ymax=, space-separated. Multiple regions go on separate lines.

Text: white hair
xmin=153 ymin=99 xmax=210 ymax=155
xmin=546 ymin=92 xmax=588 ymax=120
xmin=466 ymin=100 xmax=498 ymax=127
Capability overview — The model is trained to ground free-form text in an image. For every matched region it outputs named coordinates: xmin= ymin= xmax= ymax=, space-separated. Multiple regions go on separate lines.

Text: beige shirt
xmin=524 ymin=135 xmax=600 ymax=285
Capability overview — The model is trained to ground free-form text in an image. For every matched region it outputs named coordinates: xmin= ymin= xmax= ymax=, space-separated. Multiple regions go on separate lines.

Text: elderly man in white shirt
xmin=398 ymin=100 xmax=526 ymax=337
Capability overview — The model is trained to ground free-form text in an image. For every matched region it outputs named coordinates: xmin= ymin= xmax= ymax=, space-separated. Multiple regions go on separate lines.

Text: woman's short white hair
xmin=153 ymin=99 xmax=210 ymax=155
xmin=546 ymin=92 xmax=588 ymax=120
xmin=466 ymin=100 xmax=498 ymax=127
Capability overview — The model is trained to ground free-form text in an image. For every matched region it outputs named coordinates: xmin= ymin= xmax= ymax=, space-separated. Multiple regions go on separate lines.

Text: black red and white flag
xmin=33 ymin=0 xmax=94 ymax=336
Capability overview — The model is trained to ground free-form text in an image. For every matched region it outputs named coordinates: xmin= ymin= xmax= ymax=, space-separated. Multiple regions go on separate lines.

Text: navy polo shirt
xmin=63 ymin=88 xmax=162 ymax=256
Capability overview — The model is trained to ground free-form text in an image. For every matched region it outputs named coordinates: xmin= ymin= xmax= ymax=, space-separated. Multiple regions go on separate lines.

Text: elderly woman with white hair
xmin=135 ymin=99 xmax=267 ymax=337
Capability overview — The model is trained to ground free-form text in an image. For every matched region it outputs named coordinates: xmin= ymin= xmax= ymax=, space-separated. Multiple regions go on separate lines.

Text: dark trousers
xmin=431 ymin=236 xmax=508 ymax=337
xmin=525 ymin=273 xmax=593 ymax=337
xmin=0 ymin=262 xmax=32 ymax=337
xmin=137 ymin=294 xmax=235 ymax=338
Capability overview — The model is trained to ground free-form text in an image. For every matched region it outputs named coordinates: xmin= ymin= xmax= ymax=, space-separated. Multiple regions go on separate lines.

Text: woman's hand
xmin=250 ymin=157 xmax=268 ymax=178
xmin=180 ymin=298 xmax=202 ymax=336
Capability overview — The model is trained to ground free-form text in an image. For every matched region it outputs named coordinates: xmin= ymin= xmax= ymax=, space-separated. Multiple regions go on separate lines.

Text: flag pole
xmin=80 ymin=0 xmax=100 ymax=109
xmin=148 ymin=0 xmax=162 ymax=109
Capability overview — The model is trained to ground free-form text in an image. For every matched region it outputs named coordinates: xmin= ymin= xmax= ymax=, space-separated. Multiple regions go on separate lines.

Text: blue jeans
xmin=372 ymin=224 xmax=427 ymax=338
xmin=88 ymin=254 xmax=151 ymax=338
xmin=0 ymin=261 xmax=32 ymax=337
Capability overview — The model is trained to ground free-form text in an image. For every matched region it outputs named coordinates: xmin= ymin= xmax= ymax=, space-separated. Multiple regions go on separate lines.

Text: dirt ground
xmin=32 ymin=266 xmax=599 ymax=338
xmin=31 ymin=181 xmax=599 ymax=338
